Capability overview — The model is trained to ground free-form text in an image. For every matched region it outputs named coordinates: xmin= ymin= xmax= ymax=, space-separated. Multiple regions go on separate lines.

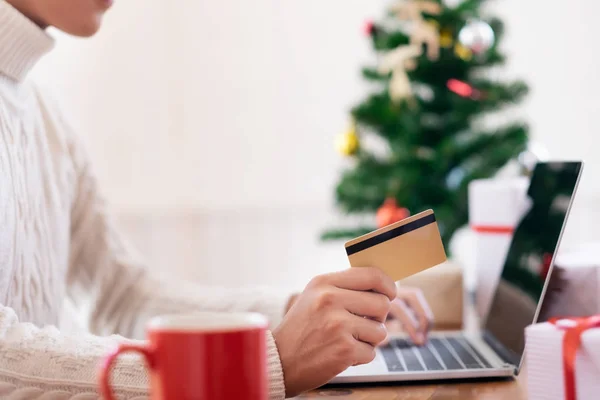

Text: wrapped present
xmin=537 ymin=242 xmax=600 ymax=322
xmin=468 ymin=177 xmax=530 ymax=321
xmin=525 ymin=316 xmax=600 ymax=400
xmin=399 ymin=261 xmax=463 ymax=329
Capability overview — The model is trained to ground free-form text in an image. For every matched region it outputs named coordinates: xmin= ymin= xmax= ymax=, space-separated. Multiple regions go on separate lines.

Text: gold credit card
xmin=345 ymin=209 xmax=447 ymax=282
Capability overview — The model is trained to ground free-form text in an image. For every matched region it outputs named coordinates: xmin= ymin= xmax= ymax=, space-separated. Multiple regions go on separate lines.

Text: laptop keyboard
xmin=379 ymin=336 xmax=493 ymax=372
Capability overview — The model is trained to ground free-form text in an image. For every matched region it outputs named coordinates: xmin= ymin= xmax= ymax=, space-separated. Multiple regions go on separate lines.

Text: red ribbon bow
xmin=549 ymin=315 xmax=600 ymax=400
xmin=470 ymin=224 xmax=514 ymax=234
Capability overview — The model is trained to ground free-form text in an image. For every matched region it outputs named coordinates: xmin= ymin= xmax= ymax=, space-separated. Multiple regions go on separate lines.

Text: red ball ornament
xmin=363 ymin=19 xmax=376 ymax=36
xmin=447 ymin=79 xmax=482 ymax=99
xmin=376 ymin=198 xmax=410 ymax=228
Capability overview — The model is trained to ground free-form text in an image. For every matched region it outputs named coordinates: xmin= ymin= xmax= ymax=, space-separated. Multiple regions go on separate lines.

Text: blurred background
xmin=31 ymin=0 xmax=600 ymax=297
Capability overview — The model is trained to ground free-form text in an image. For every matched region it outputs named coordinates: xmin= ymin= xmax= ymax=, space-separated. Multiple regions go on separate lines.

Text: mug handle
xmin=99 ymin=344 xmax=155 ymax=400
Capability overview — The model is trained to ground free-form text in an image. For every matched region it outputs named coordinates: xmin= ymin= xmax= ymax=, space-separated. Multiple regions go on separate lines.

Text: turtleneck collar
xmin=0 ymin=1 xmax=54 ymax=82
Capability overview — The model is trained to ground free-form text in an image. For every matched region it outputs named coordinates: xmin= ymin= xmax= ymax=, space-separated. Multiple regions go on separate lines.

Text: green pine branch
xmin=479 ymin=80 xmax=529 ymax=105
xmin=443 ymin=123 xmax=529 ymax=171
xmin=457 ymin=141 xmax=529 ymax=195
xmin=351 ymin=94 xmax=422 ymax=141
xmin=443 ymin=80 xmax=529 ymax=118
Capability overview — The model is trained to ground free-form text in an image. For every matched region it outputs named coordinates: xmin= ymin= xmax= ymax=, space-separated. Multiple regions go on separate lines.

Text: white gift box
xmin=525 ymin=320 xmax=600 ymax=400
xmin=468 ymin=177 xmax=530 ymax=321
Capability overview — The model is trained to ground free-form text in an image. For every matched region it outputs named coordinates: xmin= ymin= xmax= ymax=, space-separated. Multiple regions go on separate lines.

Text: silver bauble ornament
xmin=443 ymin=0 xmax=465 ymax=8
xmin=458 ymin=20 xmax=495 ymax=54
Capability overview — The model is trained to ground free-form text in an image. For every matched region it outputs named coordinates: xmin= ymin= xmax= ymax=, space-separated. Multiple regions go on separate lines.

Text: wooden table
xmin=298 ymin=372 xmax=526 ymax=399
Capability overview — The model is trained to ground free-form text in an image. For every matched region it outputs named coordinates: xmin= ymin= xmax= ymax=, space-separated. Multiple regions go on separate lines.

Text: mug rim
xmin=147 ymin=312 xmax=269 ymax=333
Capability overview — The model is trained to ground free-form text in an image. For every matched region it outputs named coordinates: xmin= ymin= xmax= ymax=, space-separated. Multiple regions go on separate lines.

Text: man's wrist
xmin=285 ymin=293 xmax=299 ymax=314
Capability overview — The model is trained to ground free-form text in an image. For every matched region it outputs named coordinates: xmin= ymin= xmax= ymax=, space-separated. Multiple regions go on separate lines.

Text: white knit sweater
xmin=0 ymin=1 xmax=290 ymax=398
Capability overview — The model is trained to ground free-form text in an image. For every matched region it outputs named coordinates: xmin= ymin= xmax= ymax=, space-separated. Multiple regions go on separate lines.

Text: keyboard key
xmin=457 ymin=338 xmax=492 ymax=368
xmin=429 ymin=338 xmax=463 ymax=370
xmin=391 ymin=338 xmax=411 ymax=348
xmin=447 ymin=338 xmax=483 ymax=369
xmin=417 ymin=344 xmax=444 ymax=370
xmin=397 ymin=346 xmax=424 ymax=371
xmin=380 ymin=345 xmax=404 ymax=372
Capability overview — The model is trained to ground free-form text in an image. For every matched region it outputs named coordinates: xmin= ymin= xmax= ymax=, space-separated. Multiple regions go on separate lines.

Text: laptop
xmin=330 ymin=161 xmax=584 ymax=384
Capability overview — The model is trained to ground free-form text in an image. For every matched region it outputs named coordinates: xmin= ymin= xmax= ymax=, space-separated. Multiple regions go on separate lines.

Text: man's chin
xmin=54 ymin=17 xmax=103 ymax=38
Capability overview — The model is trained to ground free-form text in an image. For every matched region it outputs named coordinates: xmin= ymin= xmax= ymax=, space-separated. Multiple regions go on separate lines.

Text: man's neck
xmin=5 ymin=0 xmax=48 ymax=29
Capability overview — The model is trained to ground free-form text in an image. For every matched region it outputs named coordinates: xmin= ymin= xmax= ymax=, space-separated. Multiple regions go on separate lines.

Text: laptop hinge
xmin=481 ymin=330 xmax=521 ymax=373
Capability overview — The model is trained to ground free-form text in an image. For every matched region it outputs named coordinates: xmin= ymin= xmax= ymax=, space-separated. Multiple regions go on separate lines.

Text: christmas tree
xmin=321 ymin=0 xmax=529 ymax=249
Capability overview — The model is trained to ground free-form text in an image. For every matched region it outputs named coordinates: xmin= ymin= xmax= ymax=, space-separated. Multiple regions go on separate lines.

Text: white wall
xmin=34 ymin=0 xmax=386 ymax=211
xmin=32 ymin=0 xmax=600 ymax=290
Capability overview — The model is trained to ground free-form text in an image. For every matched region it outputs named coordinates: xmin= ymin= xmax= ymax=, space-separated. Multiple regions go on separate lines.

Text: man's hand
xmin=284 ymin=285 xmax=434 ymax=347
xmin=385 ymin=286 xmax=434 ymax=346
xmin=273 ymin=268 xmax=396 ymax=398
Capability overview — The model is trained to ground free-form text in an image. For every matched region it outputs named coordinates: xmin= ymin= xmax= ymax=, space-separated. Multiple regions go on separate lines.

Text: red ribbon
xmin=549 ymin=315 xmax=600 ymax=400
xmin=471 ymin=225 xmax=514 ymax=234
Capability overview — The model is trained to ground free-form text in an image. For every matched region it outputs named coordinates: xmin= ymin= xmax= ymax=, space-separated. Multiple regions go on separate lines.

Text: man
xmin=0 ymin=0 xmax=432 ymax=398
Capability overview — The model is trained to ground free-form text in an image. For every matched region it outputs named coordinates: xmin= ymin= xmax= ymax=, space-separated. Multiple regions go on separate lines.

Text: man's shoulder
xmin=29 ymin=79 xmax=69 ymax=125
xmin=28 ymin=79 xmax=90 ymax=165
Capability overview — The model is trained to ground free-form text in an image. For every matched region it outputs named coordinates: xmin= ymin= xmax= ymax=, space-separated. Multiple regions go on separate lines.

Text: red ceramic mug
xmin=99 ymin=312 xmax=269 ymax=400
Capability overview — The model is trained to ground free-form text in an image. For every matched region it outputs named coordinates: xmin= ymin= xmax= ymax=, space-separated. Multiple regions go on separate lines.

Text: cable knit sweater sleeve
xmin=67 ymin=121 xmax=290 ymax=398
xmin=0 ymin=104 xmax=290 ymax=399
xmin=0 ymin=100 xmax=290 ymax=399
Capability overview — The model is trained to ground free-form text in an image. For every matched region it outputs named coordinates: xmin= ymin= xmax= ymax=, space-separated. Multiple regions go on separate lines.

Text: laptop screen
xmin=481 ymin=161 xmax=583 ymax=367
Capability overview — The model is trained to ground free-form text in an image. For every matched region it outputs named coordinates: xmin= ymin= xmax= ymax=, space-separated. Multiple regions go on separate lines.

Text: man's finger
xmin=398 ymin=289 xmax=434 ymax=335
xmin=351 ymin=315 xmax=388 ymax=347
xmin=381 ymin=319 xmax=404 ymax=346
xmin=340 ymin=288 xmax=391 ymax=323
xmin=352 ymin=338 xmax=377 ymax=366
xmin=389 ymin=298 xmax=423 ymax=345
xmin=326 ymin=268 xmax=397 ymax=301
